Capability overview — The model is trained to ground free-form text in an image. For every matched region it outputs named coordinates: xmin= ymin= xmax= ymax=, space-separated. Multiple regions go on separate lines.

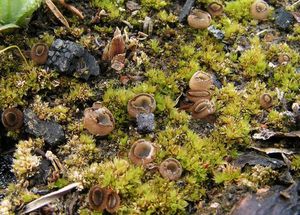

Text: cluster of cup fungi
xmin=83 ymin=93 xmax=183 ymax=212
xmin=187 ymin=0 xmax=270 ymax=30
xmin=181 ymin=71 xmax=216 ymax=120
xmin=0 ymin=2 xmax=279 ymax=211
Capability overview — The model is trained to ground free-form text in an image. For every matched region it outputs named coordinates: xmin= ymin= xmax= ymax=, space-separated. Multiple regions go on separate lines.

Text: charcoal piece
xmin=24 ymin=109 xmax=65 ymax=147
xmin=0 ymin=154 xmax=16 ymax=189
xmin=179 ymin=0 xmax=195 ymax=22
xmin=47 ymin=39 xmax=100 ymax=80
xmin=231 ymin=183 xmax=300 ymax=215
xmin=136 ymin=113 xmax=155 ymax=134
xmin=233 ymin=152 xmax=285 ymax=169
xmin=29 ymin=159 xmax=51 ymax=186
xmin=274 ymin=8 xmax=295 ymax=30
xmin=207 ymin=26 xmax=224 ymax=40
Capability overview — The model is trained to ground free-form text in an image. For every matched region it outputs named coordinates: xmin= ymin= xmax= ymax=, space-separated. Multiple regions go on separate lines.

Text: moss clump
xmin=239 ymin=37 xmax=267 ymax=78
xmin=241 ymin=165 xmax=279 ymax=188
xmin=291 ymin=155 xmax=300 ymax=172
xmin=31 ymin=96 xmax=70 ymax=122
xmin=91 ymin=0 xmax=124 ymax=20
xmin=0 ymin=68 xmax=58 ymax=109
xmin=214 ymin=164 xmax=241 ymax=184
xmin=59 ymin=134 xmax=100 ymax=168
xmin=62 ymin=79 xmax=95 ymax=103
xmin=148 ymin=39 xmax=161 ymax=54
xmin=12 ymin=138 xmax=44 ymax=179
xmin=140 ymin=0 xmax=168 ymax=10
xmin=224 ymin=0 xmax=253 ymax=21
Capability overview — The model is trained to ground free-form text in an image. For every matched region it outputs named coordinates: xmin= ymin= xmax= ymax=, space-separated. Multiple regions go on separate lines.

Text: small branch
xmin=0 ymin=45 xmax=29 ymax=67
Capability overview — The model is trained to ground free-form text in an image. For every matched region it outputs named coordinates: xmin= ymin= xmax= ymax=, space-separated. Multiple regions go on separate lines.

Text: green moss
xmin=148 ymin=39 xmax=161 ymax=54
xmin=91 ymin=0 xmax=124 ymax=20
xmin=291 ymin=155 xmax=300 ymax=171
xmin=59 ymin=134 xmax=100 ymax=168
xmin=21 ymin=192 xmax=39 ymax=203
xmin=214 ymin=165 xmax=241 ymax=184
xmin=239 ymin=37 xmax=267 ymax=78
xmin=220 ymin=18 xmax=245 ymax=39
xmin=62 ymin=79 xmax=95 ymax=103
xmin=180 ymin=44 xmax=195 ymax=59
xmin=140 ymin=0 xmax=168 ymax=10
xmin=157 ymin=10 xmax=177 ymax=23
xmin=224 ymin=0 xmax=253 ymax=21
xmin=0 ymin=68 xmax=58 ymax=109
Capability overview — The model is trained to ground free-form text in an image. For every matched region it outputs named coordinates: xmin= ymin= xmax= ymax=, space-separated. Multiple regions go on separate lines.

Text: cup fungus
xmin=83 ymin=103 xmax=115 ymax=136
xmin=191 ymin=99 xmax=216 ymax=119
xmin=260 ymin=93 xmax=273 ymax=109
xmin=106 ymin=189 xmax=121 ymax=213
xmin=250 ymin=0 xmax=270 ymax=20
xmin=129 ymin=139 xmax=156 ymax=165
xmin=30 ymin=43 xmax=49 ymax=65
xmin=278 ymin=53 xmax=290 ymax=65
xmin=207 ymin=2 xmax=224 ymax=17
xmin=187 ymin=9 xmax=212 ymax=29
xmin=189 ymin=71 xmax=213 ymax=91
xmin=102 ymin=27 xmax=125 ymax=61
xmin=127 ymin=93 xmax=156 ymax=118
xmin=1 ymin=107 xmax=23 ymax=130
xmin=159 ymin=158 xmax=182 ymax=181
xmin=88 ymin=186 xmax=107 ymax=211
xmin=187 ymin=89 xmax=212 ymax=102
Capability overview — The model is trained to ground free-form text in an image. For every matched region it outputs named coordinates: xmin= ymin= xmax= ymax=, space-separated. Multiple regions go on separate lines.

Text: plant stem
xmin=0 ymin=45 xmax=29 ymax=67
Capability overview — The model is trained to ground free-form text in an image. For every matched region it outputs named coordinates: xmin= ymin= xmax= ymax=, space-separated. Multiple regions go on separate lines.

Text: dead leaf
xmin=45 ymin=0 xmax=70 ymax=28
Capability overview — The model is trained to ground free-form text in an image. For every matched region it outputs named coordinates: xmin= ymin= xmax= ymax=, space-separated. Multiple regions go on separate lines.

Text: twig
xmin=0 ymin=45 xmax=29 ymax=67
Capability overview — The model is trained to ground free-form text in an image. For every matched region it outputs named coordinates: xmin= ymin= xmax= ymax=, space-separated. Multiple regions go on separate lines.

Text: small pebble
xmin=207 ymin=26 xmax=224 ymax=40
xmin=24 ymin=109 xmax=65 ymax=147
xmin=47 ymin=39 xmax=100 ymax=80
xmin=136 ymin=113 xmax=155 ymax=134
xmin=0 ymin=155 xmax=16 ymax=190
xmin=274 ymin=8 xmax=295 ymax=30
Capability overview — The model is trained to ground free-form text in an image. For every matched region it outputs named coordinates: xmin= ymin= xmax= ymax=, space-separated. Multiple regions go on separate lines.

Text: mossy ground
xmin=0 ymin=0 xmax=300 ymax=214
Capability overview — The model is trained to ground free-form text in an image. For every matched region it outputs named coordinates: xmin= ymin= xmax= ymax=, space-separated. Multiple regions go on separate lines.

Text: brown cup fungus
xmin=187 ymin=9 xmax=212 ymax=29
xmin=187 ymin=89 xmax=212 ymax=102
xmin=127 ymin=93 xmax=156 ymax=118
xmin=106 ymin=189 xmax=121 ymax=213
xmin=189 ymin=71 xmax=213 ymax=91
xmin=88 ymin=186 xmax=107 ymax=211
xmin=191 ymin=99 xmax=216 ymax=119
xmin=83 ymin=103 xmax=115 ymax=136
xmin=129 ymin=139 xmax=156 ymax=165
xmin=207 ymin=2 xmax=224 ymax=17
xmin=1 ymin=107 xmax=24 ymax=130
xmin=250 ymin=0 xmax=270 ymax=20
xmin=30 ymin=43 xmax=49 ymax=65
xmin=260 ymin=93 xmax=273 ymax=109
xmin=159 ymin=158 xmax=183 ymax=181
xmin=278 ymin=53 xmax=290 ymax=65
xmin=102 ymin=27 xmax=125 ymax=61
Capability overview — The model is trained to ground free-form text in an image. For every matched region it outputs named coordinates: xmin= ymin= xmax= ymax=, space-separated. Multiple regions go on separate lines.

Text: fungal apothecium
xmin=185 ymin=71 xmax=216 ymax=119
xmin=259 ymin=93 xmax=273 ymax=109
xmin=187 ymin=9 xmax=212 ymax=29
xmin=207 ymin=2 xmax=224 ymax=17
xmin=88 ymin=186 xmax=120 ymax=213
xmin=129 ymin=139 xmax=156 ymax=165
xmin=1 ymin=107 xmax=24 ymax=130
xmin=102 ymin=27 xmax=126 ymax=71
xmin=127 ymin=93 xmax=156 ymax=118
xmin=30 ymin=43 xmax=49 ymax=65
xmin=83 ymin=102 xmax=115 ymax=136
xmin=159 ymin=158 xmax=183 ymax=181
xmin=250 ymin=0 xmax=270 ymax=20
